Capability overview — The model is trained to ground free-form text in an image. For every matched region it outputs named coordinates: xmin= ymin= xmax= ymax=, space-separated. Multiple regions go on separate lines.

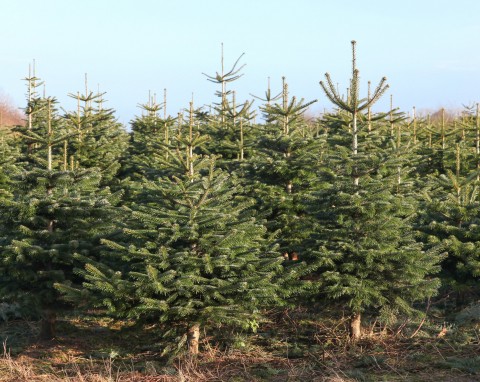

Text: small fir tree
xmin=58 ymin=104 xmax=285 ymax=354
xmin=417 ymin=167 xmax=480 ymax=306
xmin=246 ymin=77 xmax=321 ymax=258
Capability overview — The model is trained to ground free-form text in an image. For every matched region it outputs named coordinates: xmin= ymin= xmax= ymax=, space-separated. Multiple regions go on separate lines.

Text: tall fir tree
xmin=0 ymin=74 xmax=121 ymax=340
xmin=306 ymin=41 xmax=442 ymax=339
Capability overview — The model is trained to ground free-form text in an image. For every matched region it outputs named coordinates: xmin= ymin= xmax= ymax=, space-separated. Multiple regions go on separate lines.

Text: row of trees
xmin=0 ymin=42 xmax=478 ymax=354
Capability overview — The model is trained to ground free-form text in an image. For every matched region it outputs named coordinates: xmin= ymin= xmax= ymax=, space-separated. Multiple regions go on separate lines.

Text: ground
xmin=0 ymin=308 xmax=478 ymax=381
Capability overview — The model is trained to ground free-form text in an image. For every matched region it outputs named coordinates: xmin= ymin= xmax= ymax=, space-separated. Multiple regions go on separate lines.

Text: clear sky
xmin=1 ymin=0 xmax=479 ymax=125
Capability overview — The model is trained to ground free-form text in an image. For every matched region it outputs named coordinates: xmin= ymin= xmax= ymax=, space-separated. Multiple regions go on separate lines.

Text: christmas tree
xmin=0 ymin=74 xmax=121 ymax=340
xmin=58 ymin=103 xmax=285 ymax=354
xmin=246 ymin=76 xmax=320 ymax=259
xmin=306 ymin=41 xmax=442 ymax=339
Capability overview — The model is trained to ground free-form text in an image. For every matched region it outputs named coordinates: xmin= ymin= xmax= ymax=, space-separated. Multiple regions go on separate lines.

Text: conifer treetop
xmin=320 ymin=40 xmax=389 ymax=114
xmin=203 ymin=43 xmax=246 ymax=86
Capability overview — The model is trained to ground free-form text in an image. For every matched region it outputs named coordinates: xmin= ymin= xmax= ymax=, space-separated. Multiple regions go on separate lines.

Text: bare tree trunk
xmin=187 ymin=323 xmax=200 ymax=355
xmin=349 ymin=313 xmax=362 ymax=340
xmin=39 ymin=309 xmax=56 ymax=341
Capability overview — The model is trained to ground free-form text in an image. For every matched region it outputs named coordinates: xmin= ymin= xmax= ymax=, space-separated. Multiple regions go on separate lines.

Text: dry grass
xmin=0 ymin=310 xmax=478 ymax=381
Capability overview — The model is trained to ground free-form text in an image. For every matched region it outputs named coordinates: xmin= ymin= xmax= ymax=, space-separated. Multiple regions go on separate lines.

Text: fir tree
xmin=120 ymin=91 xmax=180 ymax=191
xmin=203 ymin=43 xmax=246 ymax=127
xmin=202 ymin=44 xmax=258 ymax=169
xmin=63 ymin=79 xmax=129 ymax=188
xmin=0 ymin=77 xmax=121 ymax=340
xmin=307 ymin=41 xmax=442 ymax=339
xmin=246 ymin=77 xmax=321 ymax=258
xmin=417 ymin=163 xmax=480 ymax=306
xmin=0 ymin=131 xmax=18 ymax=199
xmin=0 ymin=131 xmax=19 ymax=247
xmin=59 ymin=109 xmax=285 ymax=354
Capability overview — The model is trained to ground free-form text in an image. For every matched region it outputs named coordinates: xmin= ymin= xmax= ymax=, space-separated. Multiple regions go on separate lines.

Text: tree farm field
xmin=0 ymin=42 xmax=479 ymax=381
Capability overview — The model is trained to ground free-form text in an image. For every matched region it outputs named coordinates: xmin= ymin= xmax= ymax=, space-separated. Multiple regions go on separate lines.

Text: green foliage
xmin=122 ymin=95 xmax=178 ymax=183
xmin=63 ymin=89 xmax=129 ymax=187
xmin=1 ymin=167 xmax=121 ymax=312
xmin=201 ymin=46 xmax=258 ymax=171
xmin=0 ymin=132 xmax=19 ymax=249
xmin=417 ymin=169 xmax=480 ymax=301
xmin=0 ymin=76 xmax=122 ymax=327
xmin=245 ymin=77 xmax=321 ymax=258
xmin=307 ymin=166 xmax=442 ymax=316
xmin=3 ymin=43 xmax=480 ymax=351
xmin=306 ymin=42 xmax=442 ymax=327
xmin=64 ymin=132 xmax=286 ymax=351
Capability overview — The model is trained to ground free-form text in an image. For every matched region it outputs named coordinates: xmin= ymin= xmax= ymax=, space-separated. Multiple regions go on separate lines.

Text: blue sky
xmin=1 ymin=0 xmax=479 ymax=125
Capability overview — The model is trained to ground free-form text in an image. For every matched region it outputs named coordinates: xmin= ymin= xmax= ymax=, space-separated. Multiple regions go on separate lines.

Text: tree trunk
xmin=39 ymin=309 xmax=56 ymax=341
xmin=187 ymin=323 xmax=200 ymax=355
xmin=349 ymin=313 xmax=362 ymax=340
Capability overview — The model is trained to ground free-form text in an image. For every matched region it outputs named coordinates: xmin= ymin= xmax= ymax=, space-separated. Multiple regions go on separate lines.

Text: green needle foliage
xmin=307 ymin=41 xmax=442 ymax=339
xmin=3 ymin=44 xmax=480 ymax=354
xmin=0 ymin=131 xmax=19 ymax=248
xmin=0 ymin=132 xmax=18 ymax=201
xmin=201 ymin=45 xmax=258 ymax=171
xmin=203 ymin=92 xmax=256 ymax=168
xmin=63 ymin=85 xmax=129 ymax=188
xmin=203 ymin=43 xmax=246 ymax=126
xmin=60 ymin=120 xmax=285 ymax=355
xmin=123 ymin=92 xmax=178 ymax=183
xmin=413 ymin=106 xmax=480 ymax=307
xmin=0 ymin=77 xmax=121 ymax=340
xmin=417 ymin=168 xmax=480 ymax=306
xmin=246 ymin=77 xmax=321 ymax=258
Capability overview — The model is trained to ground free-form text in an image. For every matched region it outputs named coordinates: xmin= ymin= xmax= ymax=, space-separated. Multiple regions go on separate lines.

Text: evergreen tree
xmin=0 ymin=131 xmax=19 ymax=247
xmin=417 ymin=163 xmax=480 ymax=306
xmin=202 ymin=44 xmax=258 ymax=170
xmin=0 ymin=78 xmax=121 ymax=340
xmin=120 ymin=91 xmax=180 ymax=198
xmin=246 ymin=77 xmax=321 ymax=258
xmin=203 ymin=43 xmax=246 ymax=128
xmin=0 ymin=131 xmax=18 ymax=199
xmin=203 ymin=91 xmax=256 ymax=168
xmin=63 ymin=81 xmax=129 ymax=188
xmin=413 ymin=105 xmax=480 ymax=307
xmin=307 ymin=41 xmax=442 ymax=339
xmin=58 ymin=109 xmax=285 ymax=354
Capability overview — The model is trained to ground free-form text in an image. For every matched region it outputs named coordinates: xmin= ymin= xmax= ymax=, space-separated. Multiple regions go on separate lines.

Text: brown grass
xmin=0 ymin=311 xmax=478 ymax=381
